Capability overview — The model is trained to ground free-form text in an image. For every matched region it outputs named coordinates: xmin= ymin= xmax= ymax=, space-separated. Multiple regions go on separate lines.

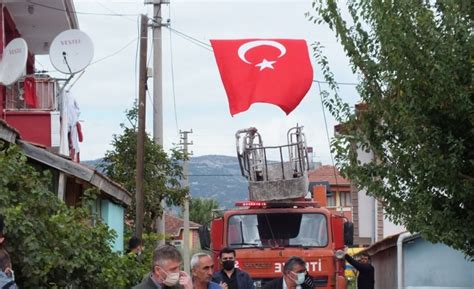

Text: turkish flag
xmin=211 ymin=39 xmax=313 ymax=116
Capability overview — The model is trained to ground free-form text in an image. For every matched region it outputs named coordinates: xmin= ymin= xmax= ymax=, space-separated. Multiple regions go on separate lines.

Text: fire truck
xmin=200 ymin=126 xmax=352 ymax=289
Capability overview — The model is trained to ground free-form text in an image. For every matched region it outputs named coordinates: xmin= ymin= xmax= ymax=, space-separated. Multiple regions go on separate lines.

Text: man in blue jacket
xmin=212 ymin=247 xmax=255 ymax=289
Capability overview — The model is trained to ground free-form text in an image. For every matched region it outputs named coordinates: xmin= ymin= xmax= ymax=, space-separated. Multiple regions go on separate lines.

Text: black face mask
xmin=222 ymin=260 xmax=235 ymax=271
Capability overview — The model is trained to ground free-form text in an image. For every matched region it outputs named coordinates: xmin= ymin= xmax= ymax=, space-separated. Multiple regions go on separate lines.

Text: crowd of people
xmin=0 ymin=214 xmax=373 ymax=289
xmin=131 ymin=244 xmax=314 ymax=289
xmin=131 ymin=241 xmax=374 ymax=289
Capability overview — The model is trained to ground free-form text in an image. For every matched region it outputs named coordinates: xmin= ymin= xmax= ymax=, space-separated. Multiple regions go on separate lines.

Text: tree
xmin=185 ymin=197 xmax=220 ymax=227
xmin=0 ymin=142 xmax=147 ymax=288
xmin=100 ymin=103 xmax=188 ymax=232
xmin=308 ymin=1 xmax=473 ymax=257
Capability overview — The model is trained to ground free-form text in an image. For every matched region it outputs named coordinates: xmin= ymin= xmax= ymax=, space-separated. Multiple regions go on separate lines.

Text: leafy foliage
xmin=0 ymin=142 xmax=149 ymax=288
xmin=183 ymin=197 xmax=220 ymax=227
xmin=99 ymin=103 xmax=188 ymax=231
xmin=308 ymin=1 xmax=473 ymax=256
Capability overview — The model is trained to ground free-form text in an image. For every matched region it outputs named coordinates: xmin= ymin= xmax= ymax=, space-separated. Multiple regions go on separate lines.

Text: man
xmin=128 ymin=236 xmax=143 ymax=255
xmin=262 ymin=256 xmax=314 ymax=289
xmin=212 ymin=247 xmax=254 ymax=289
xmin=133 ymin=245 xmax=193 ymax=289
xmin=191 ymin=252 xmax=221 ymax=289
xmin=345 ymin=253 xmax=374 ymax=289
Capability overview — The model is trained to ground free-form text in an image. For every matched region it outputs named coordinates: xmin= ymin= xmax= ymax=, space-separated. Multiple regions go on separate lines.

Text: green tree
xmin=0 ymin=142 xmax=146 ymax=288
xmin=186 ymin=197 xmax=220 ymax=227
xmin=100 ymin=103 xmax=188 ymax=232
xmin=308 ymin=1 xmax=473 ymax=256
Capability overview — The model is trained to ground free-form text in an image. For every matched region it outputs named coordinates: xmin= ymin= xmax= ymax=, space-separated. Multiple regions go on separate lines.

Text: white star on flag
xmin=255 ymin=59 xmax=276 ymax=71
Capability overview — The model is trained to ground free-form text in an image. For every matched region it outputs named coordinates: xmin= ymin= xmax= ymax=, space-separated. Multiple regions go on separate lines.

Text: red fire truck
xmin=200 ymin=126 xmax=352 ymax=289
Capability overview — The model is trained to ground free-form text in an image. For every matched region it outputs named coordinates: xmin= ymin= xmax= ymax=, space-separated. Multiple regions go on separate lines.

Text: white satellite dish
xmin=0 ymin=38 xmax=28 ymax=86
xmin=49 ymin=29 xmax=94 ymax=74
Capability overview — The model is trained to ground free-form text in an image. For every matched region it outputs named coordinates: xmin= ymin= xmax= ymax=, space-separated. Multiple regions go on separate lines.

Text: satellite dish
xmin=0 ymin=38 xmax=28 ymax=86
xmin=49 ymin=29 xmax=94 ymax=74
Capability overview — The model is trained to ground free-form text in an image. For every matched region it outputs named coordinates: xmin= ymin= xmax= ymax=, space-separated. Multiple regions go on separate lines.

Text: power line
xmin=90 ymin=37 xmax=138 ymax=66
xmin=168 ymin=5 xmax=180 ymax=137
xmin=28 ymin=1 xmax=140 ymax=17
xmin=166 ymin=27 xmax=212 ymax=52
xmin=316 ymin=81 xmax=342 ymax=203
xmin=187 ymin=174 xmax=242 ymax=177
xmin=95 ymin=1 xmax=137 ymax=23
xmin=313 ymin=80 xmax=358 ymax=86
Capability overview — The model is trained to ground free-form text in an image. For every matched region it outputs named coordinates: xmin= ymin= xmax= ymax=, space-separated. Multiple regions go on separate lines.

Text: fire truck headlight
xmin=254 ymin=280 xmax=262 ymax=289
xmin=335 ymin=249 xmax=345 ymax=259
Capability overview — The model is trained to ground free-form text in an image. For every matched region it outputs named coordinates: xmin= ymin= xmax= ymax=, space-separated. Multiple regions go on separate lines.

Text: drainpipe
xmin=371 ymin=196 xmax=376 ymax=243
xmin=397 ymin=232 xmax=412 ymax=289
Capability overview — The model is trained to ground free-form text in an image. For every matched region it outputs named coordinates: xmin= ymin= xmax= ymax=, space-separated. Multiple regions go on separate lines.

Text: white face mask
xmin=163 ymin=271 xmax=180 ymax=286
xmin=292 ymin=272 xmax=305 ymax=285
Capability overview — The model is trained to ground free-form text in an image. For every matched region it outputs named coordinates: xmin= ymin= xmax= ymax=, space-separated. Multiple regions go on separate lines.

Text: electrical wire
xmin=90 ymin=37 xmax=138 ymax=66
xmin=168 ymin=4 xmax=180 ymax=136
xmin=28 ymin=0 xmax=140 ymax=17
xmin=313 ymin=80 xmax=357 ymax=86
xmin=95 ymin=1 xmax=137 ymax=23
xmin=166 ymin=27 xmax=213 ymax=52
xmin=316 ymin=81 xmax=342 ymax=209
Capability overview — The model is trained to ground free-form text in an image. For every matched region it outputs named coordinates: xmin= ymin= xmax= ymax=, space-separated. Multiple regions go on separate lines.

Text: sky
xmin=37 ymin=0 xmax=360 ymax=164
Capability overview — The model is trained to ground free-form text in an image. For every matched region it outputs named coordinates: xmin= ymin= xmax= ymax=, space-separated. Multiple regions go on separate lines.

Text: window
xmin=340 ymin=192 xmax=352 ymax=206
xmin=227 ymin=213 xmax=328 ymax=248
xmin=327 ymin=191 xmax=336 ymax=207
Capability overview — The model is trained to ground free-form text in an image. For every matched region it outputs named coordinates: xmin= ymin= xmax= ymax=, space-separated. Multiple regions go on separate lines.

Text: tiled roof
xmin=308 ymin=165 xmax=350 ymax=186
xmin=165 ymin=213 xmax=202 ymax=237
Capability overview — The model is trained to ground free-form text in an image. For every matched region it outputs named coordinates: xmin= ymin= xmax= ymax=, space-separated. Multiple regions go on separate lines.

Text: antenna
xmin=0 ymin=38 xmax=28 ymax=86
xmin=49 ymin=29 xmax=94 ymax=74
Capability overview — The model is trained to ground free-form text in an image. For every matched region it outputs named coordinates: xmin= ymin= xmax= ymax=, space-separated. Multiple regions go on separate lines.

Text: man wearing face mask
xmin=262 ymin=256 xmax=314 ymax=289
xmin=212 ymin=247 xmax=254 ymax=289
xmin=133 ymin=245 xmax=193 ymax=289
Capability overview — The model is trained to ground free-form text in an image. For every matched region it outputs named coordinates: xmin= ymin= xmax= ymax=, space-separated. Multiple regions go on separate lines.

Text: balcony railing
xmin=5 ymin=76 xmax=57 ymax=111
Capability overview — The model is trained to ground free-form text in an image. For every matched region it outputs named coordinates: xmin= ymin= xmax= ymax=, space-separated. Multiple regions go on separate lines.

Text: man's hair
xmin=359 ymin=252 xmax=370 ymax=260
xmin=0 ymin=249 xmax=11 ymax=271
xmin=128 ymin=236 xmax=142 ymax=250
xmin=152 ymin=245 xmax=183 ymax=269
xmin=219 ymin=247 xmax=236 ymax=258
xmin=283 ymin=256 xmax=306 ymax=273
xmin=190 ymin=252 xmax=211 ymax=270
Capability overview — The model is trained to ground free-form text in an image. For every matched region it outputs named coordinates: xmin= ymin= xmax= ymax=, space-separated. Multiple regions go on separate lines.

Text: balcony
xmin=4 ymin=75 xmax=57 ymax=111
xmin=2 ymin=75 xmax=60 ymax=148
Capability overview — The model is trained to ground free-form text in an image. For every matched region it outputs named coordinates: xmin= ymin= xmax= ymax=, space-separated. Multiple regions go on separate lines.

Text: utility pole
xmin=135 ymin=14 xmax=148 ymax=239
xmin=146 ymin=0 xmax=169 ymax=246
xmin=180 ymin=129 xmax=193 ymax=274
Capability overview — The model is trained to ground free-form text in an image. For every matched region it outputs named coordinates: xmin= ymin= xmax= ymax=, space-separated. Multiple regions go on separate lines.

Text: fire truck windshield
xmin=227 ymin=213 xmax=328 ymax=248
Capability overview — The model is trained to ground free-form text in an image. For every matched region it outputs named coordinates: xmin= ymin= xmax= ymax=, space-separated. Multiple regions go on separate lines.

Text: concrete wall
xmin=404 ymin=239 xmax=474 ymax=288
xmin=101 ymin=199 xmax=125 ymax=253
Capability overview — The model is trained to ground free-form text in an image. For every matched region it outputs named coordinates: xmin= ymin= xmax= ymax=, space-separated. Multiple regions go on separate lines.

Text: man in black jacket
xmin=345 ymin=253 xmax=374 ymax=289
xmin=212 ymin=247 xmax=255 ymax=289
xmin=262 ymin=256 xmax=314 ymax=289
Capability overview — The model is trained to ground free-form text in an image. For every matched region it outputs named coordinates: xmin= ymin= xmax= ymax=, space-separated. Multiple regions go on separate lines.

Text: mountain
xmin=82 ymin=155 xmax=248 ymax=208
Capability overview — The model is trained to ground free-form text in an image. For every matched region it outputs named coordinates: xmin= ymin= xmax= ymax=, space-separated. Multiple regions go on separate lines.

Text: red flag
xmin=211 ymin=39 xmax=313 ymax=116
